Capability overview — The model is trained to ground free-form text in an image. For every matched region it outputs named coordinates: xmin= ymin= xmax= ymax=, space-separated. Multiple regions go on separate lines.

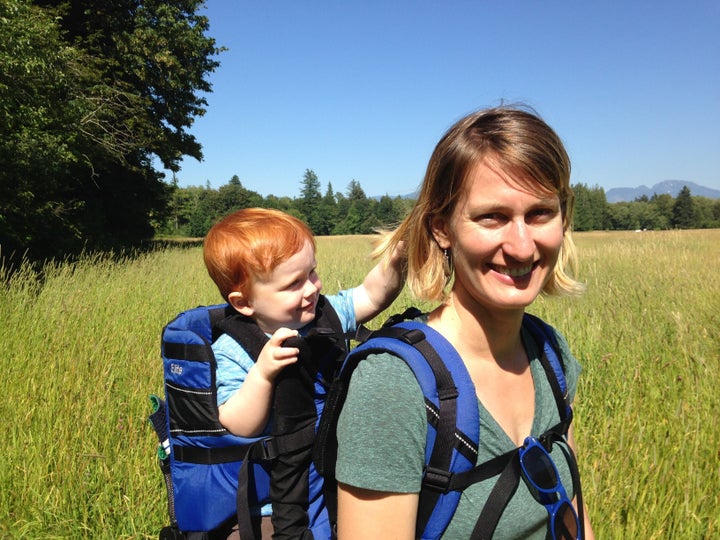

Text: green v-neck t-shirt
xmin=336 ymin=321 xmax=582 ymax=539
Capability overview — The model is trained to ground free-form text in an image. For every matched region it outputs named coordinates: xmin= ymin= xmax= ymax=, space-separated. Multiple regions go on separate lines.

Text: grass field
xmin=1 ymin=230 xmax=718 ymax=539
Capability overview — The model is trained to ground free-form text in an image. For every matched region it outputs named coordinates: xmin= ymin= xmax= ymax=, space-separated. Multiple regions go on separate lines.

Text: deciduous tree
xmin=1 ymin=0 xmax=222 ymax=264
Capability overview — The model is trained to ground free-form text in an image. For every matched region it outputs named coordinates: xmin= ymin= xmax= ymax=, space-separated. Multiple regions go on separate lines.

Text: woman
xmin=335 ymin=106 xmax=595 ymax=539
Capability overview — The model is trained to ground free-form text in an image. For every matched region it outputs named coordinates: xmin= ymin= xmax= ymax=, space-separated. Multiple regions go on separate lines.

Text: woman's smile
xmin=488 ymin=262 xmax=537 ymax=278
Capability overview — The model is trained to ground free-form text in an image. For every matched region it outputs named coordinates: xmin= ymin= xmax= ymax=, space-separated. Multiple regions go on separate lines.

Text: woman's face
xmin=432 ymin=160 xmax=564 ymax=314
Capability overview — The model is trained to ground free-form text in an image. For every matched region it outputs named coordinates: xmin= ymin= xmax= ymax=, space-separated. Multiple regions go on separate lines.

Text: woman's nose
xmin=502 ymin=220 xmax=535 ymax=261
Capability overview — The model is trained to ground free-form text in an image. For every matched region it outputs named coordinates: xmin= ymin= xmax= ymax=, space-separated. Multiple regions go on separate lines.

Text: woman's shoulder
xmin=522 ymin=316 xmax=582 ymax=401
xmin=347 ymin=350 xmax=422 ymax=394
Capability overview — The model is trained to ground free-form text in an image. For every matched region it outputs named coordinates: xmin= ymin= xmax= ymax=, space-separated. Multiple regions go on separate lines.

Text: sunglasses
xmin=519 ymin=436 xmax=581 ymax=540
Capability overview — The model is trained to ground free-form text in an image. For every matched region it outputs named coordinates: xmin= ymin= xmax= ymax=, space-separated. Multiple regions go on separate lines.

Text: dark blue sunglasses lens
xmin=521 ymin=444 xmax=558 ymax=490
xmin=553 ymin=500 xmax=579 ymax=540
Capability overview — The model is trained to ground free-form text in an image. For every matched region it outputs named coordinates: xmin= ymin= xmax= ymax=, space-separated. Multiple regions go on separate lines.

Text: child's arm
xmin=352 ymin=241 xmax=406 ymax=325
xmin=218 ymin=327 xmax=299 ymax=437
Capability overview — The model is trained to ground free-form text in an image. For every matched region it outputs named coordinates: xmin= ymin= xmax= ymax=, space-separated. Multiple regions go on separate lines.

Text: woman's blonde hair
xmin=375 ymin=105 xmax=584 ymax=301
xmin=203 ymin=208 xmax=315 ymax=301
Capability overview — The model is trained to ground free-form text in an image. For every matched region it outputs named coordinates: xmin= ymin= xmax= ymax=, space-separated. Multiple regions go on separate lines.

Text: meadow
xmin=1 ymin=230 xmax=718 ymax=539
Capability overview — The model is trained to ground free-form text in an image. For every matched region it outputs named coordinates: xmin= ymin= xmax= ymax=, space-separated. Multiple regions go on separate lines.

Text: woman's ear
xmin=228 ymin=291 xmax=254 ymax=317
xmin=430 ymin=216 xmax=451 ymax=250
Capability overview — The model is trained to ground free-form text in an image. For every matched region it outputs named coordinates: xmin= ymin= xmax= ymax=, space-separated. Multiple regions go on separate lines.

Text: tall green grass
xmin=1 ymin=231 xmax=718 ymax=539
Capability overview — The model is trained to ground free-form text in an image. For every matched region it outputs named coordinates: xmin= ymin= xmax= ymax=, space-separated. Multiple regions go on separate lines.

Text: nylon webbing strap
xmin=237 ymin=445 xmax=257 ymax=540
xmin=235 ymin=424 xmax=317 ymax=540
xmin=409 ymin=334 xmax=459 ymax=534
xmin=163 ymin=341 xmax=213 ymax=363
xmin=538 ymin=347 xmax=570 ymax=423
xmin=173 ymin=443 xmax=250 ymax=464
xmin=470 ymin=451 xmax=521 ymax=540
xmin=246 ymin=424 xmax=316 ymax=461
xmin=446 ymin=451 xmax=515 ymax=491
xmin=568 ymin=441 xmax=586 ymax=540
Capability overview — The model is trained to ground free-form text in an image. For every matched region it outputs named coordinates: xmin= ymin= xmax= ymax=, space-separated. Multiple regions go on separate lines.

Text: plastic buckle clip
xmin=423 ymin=466 xmax=453 ymax=493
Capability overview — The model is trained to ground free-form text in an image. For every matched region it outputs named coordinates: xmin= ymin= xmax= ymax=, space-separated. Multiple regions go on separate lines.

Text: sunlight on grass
xmin=1 ymin=231 xmax=718 ymax=538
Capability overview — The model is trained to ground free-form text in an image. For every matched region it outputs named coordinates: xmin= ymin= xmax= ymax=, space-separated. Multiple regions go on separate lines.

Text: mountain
xmin=605 ymin=181 xmax=720 ymax=203
xmin=378 ymin=180 xmax=720 ymax=203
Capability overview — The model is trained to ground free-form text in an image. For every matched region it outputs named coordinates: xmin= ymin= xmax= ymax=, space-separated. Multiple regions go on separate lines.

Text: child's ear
xmin=228 ymin=292 xmax=254 ymax=317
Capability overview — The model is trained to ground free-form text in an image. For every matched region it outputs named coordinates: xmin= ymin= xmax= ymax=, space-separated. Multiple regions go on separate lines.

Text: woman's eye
xmin=528 ymin=208 xmax=558 ymax=222
xmin=476 ymin=213 xmax=506 ymax=224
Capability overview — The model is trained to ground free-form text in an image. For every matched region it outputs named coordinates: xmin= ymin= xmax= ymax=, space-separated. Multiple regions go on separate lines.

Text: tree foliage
xmin=161 ymin=171 xmax=411 ymax=238
xmin=0 ymin=0 xmax=222 ymax=266
xmin=157 ymin=177 xmax=719 ymax=239
xmin=572 ymin=183 xmax=610 ymax=231
xmin=672 ymin=186 xmax=696 ymax=229
xmin=297 ymin=168 xmax=324 ymax=234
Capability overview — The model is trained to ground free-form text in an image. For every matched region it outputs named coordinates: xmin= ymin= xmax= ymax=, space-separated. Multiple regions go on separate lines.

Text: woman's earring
xmin=443 ymin=248 xmax=453 ymax=281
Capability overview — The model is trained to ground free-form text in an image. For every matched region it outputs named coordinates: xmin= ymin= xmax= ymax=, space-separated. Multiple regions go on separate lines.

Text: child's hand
xmin=254 ymin=327 xmax=300 ymax=382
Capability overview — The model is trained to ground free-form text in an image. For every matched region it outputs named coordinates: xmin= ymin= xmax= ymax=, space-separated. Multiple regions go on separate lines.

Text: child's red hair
xmin=203 ymin=208 xmax=315 ymax=301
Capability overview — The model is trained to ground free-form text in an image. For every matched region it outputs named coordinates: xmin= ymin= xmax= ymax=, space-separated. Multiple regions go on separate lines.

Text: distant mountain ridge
xmin=605 ymin=180 xmax=720 ymax=203
xmin=388 ymin=180 xmax=719 ymax=202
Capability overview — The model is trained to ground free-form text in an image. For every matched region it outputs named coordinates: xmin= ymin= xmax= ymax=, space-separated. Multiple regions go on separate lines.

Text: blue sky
xmin=169 ymin=0 xmax=720 ymax=198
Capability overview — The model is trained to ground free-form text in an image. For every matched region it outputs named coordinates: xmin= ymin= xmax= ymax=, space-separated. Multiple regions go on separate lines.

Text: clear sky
xmin=169 ymin=0 xmax=720 ymax=198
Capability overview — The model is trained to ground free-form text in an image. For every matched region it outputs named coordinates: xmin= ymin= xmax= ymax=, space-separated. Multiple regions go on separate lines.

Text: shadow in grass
xmin=1 ymin=237 xmax=203 ymax=284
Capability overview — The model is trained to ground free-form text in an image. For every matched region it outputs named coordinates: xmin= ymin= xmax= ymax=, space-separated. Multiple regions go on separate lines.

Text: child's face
xmin=245 ymin=241 xmax=322 ymax=334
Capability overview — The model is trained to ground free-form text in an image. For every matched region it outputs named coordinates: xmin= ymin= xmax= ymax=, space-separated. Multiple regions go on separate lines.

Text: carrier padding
xmin=162 ymin=304 xmax=271 ymax=533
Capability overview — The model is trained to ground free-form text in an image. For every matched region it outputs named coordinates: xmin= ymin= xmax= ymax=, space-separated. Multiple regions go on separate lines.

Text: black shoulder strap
xmin=269 ymin=295 xmax=348 ymax=539
xmin=214 ymin=295 xmax=348 ymax=366
xmin=523 ymin=313 xmax=570 ymax=428
xmin=210 ymin=304 xmax=237 ymax=343
xmin=314 ymin=307 xmax=466 ymax=539
xmin=214 ymin=310 xmax=268 ymax=360
xmin=471 ymin=454 xmax=522 ymax=540
xmin=218 ymin=295 xmax=346 ymax=540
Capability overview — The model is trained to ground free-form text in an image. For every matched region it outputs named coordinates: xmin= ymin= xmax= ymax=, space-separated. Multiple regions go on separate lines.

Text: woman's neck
xmin=427 ymin=291 xmax=526 ymax=369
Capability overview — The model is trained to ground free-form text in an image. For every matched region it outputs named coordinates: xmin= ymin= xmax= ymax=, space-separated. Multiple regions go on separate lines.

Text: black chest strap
xmin=214 ymin=296 xmax=347 ymax=540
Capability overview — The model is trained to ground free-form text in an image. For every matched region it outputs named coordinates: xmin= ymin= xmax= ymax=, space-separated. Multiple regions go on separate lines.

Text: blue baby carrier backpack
xmin=149 ymin=296 xmax=349 ymax=540
xmin=314 ymin=308 xmax=584 ymax=540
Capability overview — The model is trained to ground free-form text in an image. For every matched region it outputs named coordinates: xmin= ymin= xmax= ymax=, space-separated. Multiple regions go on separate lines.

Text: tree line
xmin=573 ymin=184 xmax=720 ymax=231
xmin=158 ymin=173 xmax=720 ymax=239
xmin=157 ymin=170 xmax=415 ymax=238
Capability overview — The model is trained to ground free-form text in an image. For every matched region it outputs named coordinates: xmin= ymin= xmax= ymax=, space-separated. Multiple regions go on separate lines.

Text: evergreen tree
xmin=672 ymin=186 xmax=696 ymax=229
xmin=335 ymin=180 xmax=371 ymax=233
xmin=375 ymin=195 xmax=397 ymax=227
xmin=572 ymin=184 xmax=593 ymax=231
xmin=572 ymin=183 xmax=609 ymax=231
xmin=297 ymin=168 xmax=323 ymax=233
xmin=316 ymin=182 xmax=339 ymax=236
xmin=216 ymin=177 xmax=263 ymax=217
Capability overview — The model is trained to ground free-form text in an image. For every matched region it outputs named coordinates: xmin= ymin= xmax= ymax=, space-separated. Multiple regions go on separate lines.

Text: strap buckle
xmin=423 ymin=466 xmax=453 ymax=493
xmin=251 ymin=437 xmax=279 ymax=460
